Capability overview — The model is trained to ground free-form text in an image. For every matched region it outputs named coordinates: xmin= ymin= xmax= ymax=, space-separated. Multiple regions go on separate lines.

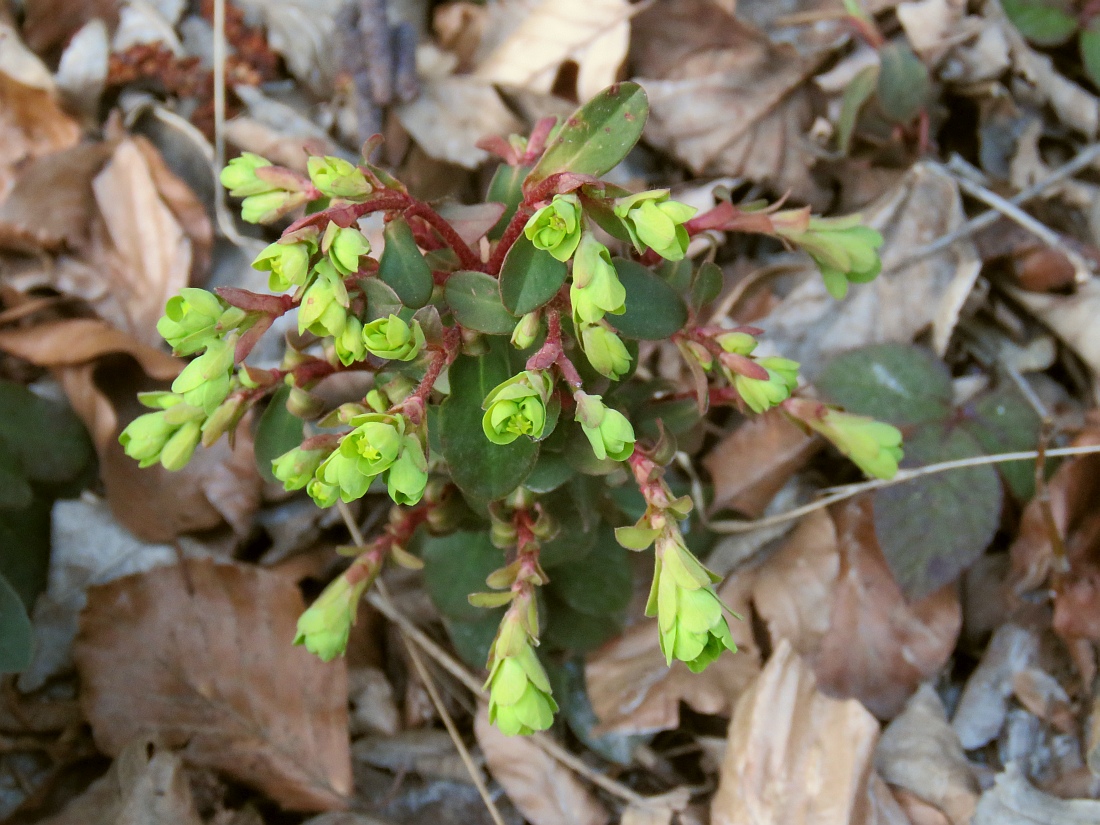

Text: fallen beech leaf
xmin=892 ymin=788 xmax=951 ymax=825
xmin=875 ymin=684 xmax=979 ymax=825
xmin=0 ymin=318 xmax=178 ymax=378
xmin=474 ymin=0 xmax=633 ymax=100
xmin=354 ymin=729 xmax=471 ymax=784
xmin=1009 ymin=279 xmax=1100 ymax=379
xmin=758 ymin=163 xmax=981 ymax=377
xmin=815 ymin=497 xmax=961 ymax=718
xmin=702 ymin=409 xmax=820 ymax=518
xmin=20 ymin=0 xmax=120 ymax=59
xmin=586 ymin=573 xmax=760 ymax=735
xmin=237 ymin=0 xmax=345 ymax=94
xmin=75 ymin=559 xmax=352 ymax=811
xmin=711 ymin=640 xmax=880 ymax=825
xmin=972 ymin=762 xmax=1100 ymax=824
xmin=951 ymin=624 xmax=1039 ymax=750
xmin=632 ymin=0 xmax=829 ymax=207
xmin=473 ymin=704 xmax=609 ymax=825
xmin=37 ymin=737 xmax=203 ymax=825
xmin=868 ymin=773 xmax=916 ymax=825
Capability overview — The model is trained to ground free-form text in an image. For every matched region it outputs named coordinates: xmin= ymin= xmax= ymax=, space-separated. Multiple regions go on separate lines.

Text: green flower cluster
xmin=293 ymin=565 xmax=374 ymax=661
xmin=714 ymin=330 xmax=800 ymax=413
xmin=119 ymin=393 xmax=206 ymax=471
xmin=574 ymin=392 xmax=635 ymax=462
xmin=307 ymin=155 xmax=372 ymax=200
xmin=776 ymin=214 xmax=884 ymax=300
xmin=613 ymin=190 xmax=696 ymax=261
xmin=157 ymin=288 xmax=246 ymax=356
xmin=484 ymin=602 xmax=557 ymax=736
xmin=570 ymin=232 xmax=631 ymax=381
xmin=787 ymin=400 xmax=903 ymax=479
xmin=220 ymin=153 xmax=312 ymax=224
xmin=482 ymin=370 xmax=555 ymax=445
xmin=524 ymin=194 xmax=582 ymax=262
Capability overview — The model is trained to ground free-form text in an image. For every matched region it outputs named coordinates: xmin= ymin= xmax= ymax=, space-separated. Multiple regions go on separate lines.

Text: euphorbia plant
xmin=121 ymin=82 xmax=901 ymax=735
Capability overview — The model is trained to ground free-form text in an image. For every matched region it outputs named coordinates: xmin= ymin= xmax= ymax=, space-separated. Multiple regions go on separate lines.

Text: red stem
xmin=487 ymin=205 xmax=534 ymax=275
xmin=404 ymin=202 xmax=484 ymax=272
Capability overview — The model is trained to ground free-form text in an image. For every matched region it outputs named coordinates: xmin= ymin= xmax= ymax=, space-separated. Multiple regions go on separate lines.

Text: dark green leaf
xmin=439 ymin=341 xmax=538 ymax=502
xmin=539 ymin=480 xmax=600 ymax=567
xmin=444 ymin=270 xmax=518 ymax=334
xmin=876 ymin=42 xmax=931 ymax=124
xmin=0 ymin=444 xmax=32 ymax=509
xmin=0 ymin=573 xmax=32 ymax=674
xmin=486 ymin=163 xmax=532 ymax=240
xmin=549 ymin=659 xmax=647 ymax=765
xmin=546 ymin=527 xmax=631 ymax=616
xmin=0 ymin=498 xmax=51 ymax=610
xmin=874 ymin=424 xmax=1001 ymax=600
xmin=378 ymin=217 xmax=434 ymax=309
xmin=443 ymin=614 xmax=502 ymax=669
xmin=611 ymin=258 xmax=688 ymax=340
xmin=837 ymin=65 xmax=878 ymax=154
xmin=0 ymin=379 xmax=93 ymax=485
xmin=524 ymin=450 xmax=575 ymax=494
xmin=1003 ymin=0 xmax=1078 ymax=45
xmin=690 ymin=261 xmax=724 ymax=312
xmin=1081 ymin=21 xmax=1100 ymax=89
xmin=543 ymin=593 xmax=622 ymax=652
xmin=421 ymin=530 xmax=505 ymax=622
xmin=361 ymin=277 xmax=404 ymax=321
xmin=253 ymin=386 xmax=304 ymax=484
xmin=526 ymin=82 xmax=649 ymax=184
xmin=499 ymin=236 xmax=569 ymax=316
xmin=817 ymin=343 xmax=953 ymax=426
xmin=962 ymin=385 xmax=1045 ymax=501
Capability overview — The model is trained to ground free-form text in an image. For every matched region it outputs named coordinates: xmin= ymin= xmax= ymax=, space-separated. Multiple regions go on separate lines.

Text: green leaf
xmin=876 ymin=42 xmax=931 ymax=124
xmin=487 ymin=163 xmax=532 ymax=240
xmin=421 ymin=530 xmax=505 ymax=622
xmin=361 ymin=277 xmax=404 ymax=321
xmin=526 ymin=82 xmax=649 ymax=185
xmin=444 ymin=270 xmax=519 ymax=335
xmin=610 ymin=258 xmax=689 ymax=340
xmin=873 ymin=424 xmax=1001 ymax=600
xmin=0 ymin=379 xmax=93 ymax=486
xmin=439 ymin=340 xmax=538 ymax=502
xmin=0 ymin=498 xmax=51 ymax=610
xmin=690 ymin=261 xmax=724 ymax=312
xmin=444 ymin=613 xmax=503 ymax=669
xmin=499 ymin=236 xmax=569 ymax=316
xmin=378 ymin=217 xmax=434 ymax=309
xmin=253 ymin=386 xmax=304 ymax=484
xmin=962 ymin=384 xmax=1045 ymax=501
xmin=546 ymin=527 xmax=632 ymax=617
xmin=550 ymin=659 xmax=647 ymax=765
xmin=524 ymin=450 xmax=575 ymax=494
xmin=1003 ymin=0 xmax=1078 ymax=45
xmin=0 ymin=444 xmax=32 ymax=509
xmin=539 ymin=479 xmax=600 ymax=566
xmin=1081 ymin=21 xmax=1100 ymax=90
xmin=837 ymin=65 xmax=878 ymax=154
xmin=0 ymin=572 xmax=32 ymax=674
xmin=543 ymin=592 xmax=622 ymax=652
xmin=817 ymin=343 xmax=953 ymax=426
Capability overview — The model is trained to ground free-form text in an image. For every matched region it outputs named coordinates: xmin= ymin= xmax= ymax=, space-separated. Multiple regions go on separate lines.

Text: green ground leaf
xmin=837 ymin=65 xmax=878 ymax=154
xmin=1003 ymin=0 xmax=1078 ymax=45
xmin=542 ymin=593 xmax=622 ymax=652
xmin=539 ymin=479 xmax=600 ymax=567
xmin=545 ymin=527 xmax=631 ymax=617
xmin=527 ymin=82 xmax=649 ymax=184
xmin=421 ymin=530 xmax=506 ymax=622
xmin=0 ymin=444 xmax=32 ymax=509
xmin=690 ymin=261 xmax=724 ymax=312
xmin=361 ymin=277 xmax=404 ymax=321
xmin=444 ymin=270 xmax=519 ymax=334
xmin=876 ymin=42 xmax=931 ymax=124
xmin=0 ymin=498 xmax=51 ymax=610
xmin=523 ymin=449 xmax=575 ymax=494
xmin=499 ymin=236 xmax=569 ymax=316
xmin=1081 ymin=22 xmax=1100 ymax=90
xmin=611 ymin=258 xmax=689 ymax=340
xmin=439 ymin=342 xmax=538 ymax=502
xmin=0 ymin=573 xmax=32 ymax=674
xmin=253 ymin=386 xmax=304 ymax=484
xmin=0 ymin=379 xmax=93 ymax=485
xmin=817 ymin=343 xmax=954 ymax=426
xmin=549 ymin=659 xmax=646 ymax=765
xmin=873 ymin=424 xmax=1001 ymax=600
xmin=443 ymin=614 xmax=503 ymax=669
xmin=378 ymin=217 xmax=434 ymax=309
xmin=487 ymin=163 xmax=532 ymax=240
xmin=962 ymin=384 xmax=1045 ymax=501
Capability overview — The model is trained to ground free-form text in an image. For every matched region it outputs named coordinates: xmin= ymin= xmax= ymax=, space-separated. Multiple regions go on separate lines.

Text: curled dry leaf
xmin=753 ymin=498 xmax=961 ymax=719
xmin=1009 ymin=279 xmax=1100 ymax=385
xmin=702 ymin=409 xmax=820 ymax=518
xmin=74 ymin=559 xmax=352 ymax=812
xmin=474 ymin=0 xmax=633 ymax=101
xmin=632 ymin=0 xmax=829 ymax=207
xmin=874 ymin=684 xmax=979 ymax=825
xmin=972 ymin=762 xmax=1100 ymax=825
xmin=758 ymin=163 xmax=981 ymax=377
xmin=711 ymin=639 xmax=881 ymax=825
xmin=586 ymin=572 xmax=760 ymax=735
xmin=37 ymin=737 xmax=203 ymax=825
xmin=473 ymin=703 xmax=609 ymax=825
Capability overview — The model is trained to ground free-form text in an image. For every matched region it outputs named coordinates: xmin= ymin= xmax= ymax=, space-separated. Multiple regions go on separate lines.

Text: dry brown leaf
xmin=703 ymin=409 xmax=820 ymax=518
xmin=473 ymin=704 xmax=609 ymax=825
xmin=951 ymin=624 xmax=1039 ymax=750
xmin=1010 ymin=279 xmax=1100 ymax=385
xmin=37 ymin=737 xmax=203 ymax=825
xmin=20 ymin=0 xmax=120 ymax=59
xmin=353 ymin=729 xmax=472 ymax=785
xmin=710 ymin=639 xmax=880 ymax=825
xmin=892 ymin=789 xmax=951 ymax=825
xmin=474 ymin=0 xmax=633 ymax=101
xmin=632 ymin=0 xmax=828 ymax=207
xmin=758 ymin=163 xmax=981 ymax=377
xmin=586 ymin=573 xmax=760 ymax=735
xmin=75 ymin=559 xmax=352 ymax=812
xmin=875 ymin=685 xmax=979 ymax=825
xmin=867 ymin=773 xmax=916 ymax=825
xmin=0 ymin=69 xmax=81 ymax=199
xmin=972 ymin=762 xmax=1100 ymax=824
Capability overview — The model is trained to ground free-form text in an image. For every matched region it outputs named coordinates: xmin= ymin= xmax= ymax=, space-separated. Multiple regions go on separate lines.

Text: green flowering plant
xmin=122 ymin=82 xmax=902 ymax=736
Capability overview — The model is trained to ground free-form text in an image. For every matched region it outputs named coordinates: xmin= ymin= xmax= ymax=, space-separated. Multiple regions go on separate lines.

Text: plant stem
xmin=487 ymin=205 xmax=534 ymax=275
xmin=404 ymin=202 xmax=484 ymax=272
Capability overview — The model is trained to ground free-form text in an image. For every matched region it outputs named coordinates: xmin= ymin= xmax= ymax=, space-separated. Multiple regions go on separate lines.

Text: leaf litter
xmin=4 ymin=0 xmax=1100 ymax=822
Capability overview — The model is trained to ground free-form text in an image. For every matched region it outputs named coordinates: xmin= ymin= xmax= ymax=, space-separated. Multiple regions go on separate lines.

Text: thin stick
xmin=708 ymin=444 xmax=1100 ymax=533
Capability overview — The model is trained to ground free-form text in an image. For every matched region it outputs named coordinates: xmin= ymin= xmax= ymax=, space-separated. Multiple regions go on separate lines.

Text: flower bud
xmin=386 ymin=435 xmax=429 ymax=505
xmin=220 ymin=152 xmax=274 ymax=197
xmin=334 ymin=316 xmax=367 ymax=366
xmin=253 ymin=241 xmax=312 ymax=292
xmin=326 ymin=226 xmax=371 ymax=275
xmin=570 ymin=233 xmax=625 ymax=325
xmin=362 ymin=315 xmax=425 ymax=362
xmin=613 ymin=190 xmax=697 ymax=261
xmin=312 ymin=414 xmax=417 ymax=506
xmin=240 ymin=190 xmax=309 ymax=225
xmin=715 ymin=331 xmax=757 ymax=356
xmin=481 ymin=370 xmax=555 ymax=445
xmin=574 ymin=392 xmax=635 ymax=462
xmin=157 ymin=288 xmax=235 ymax=355
xmin=776 ymin=214 xmax=883 ymax=299
xmin=201 ymin=395 xmax=245 ymax=447
xmin=298 ymin=260 xmax=350 ymax=337
xmin=307 ymin=156 xmax=372 ymax=199
xmin=578 ymin=322 xmax=631 ymax=381
xmin=732 ymin=356 xmax=799 ymax=414
xmin=786 ymin=401 xmax=903 ymax=479
xmin=523 ymin=194 xmax=583 ymax=262
xmin=118 ymin=411 xmax=175 ymax=467
xmin=159 ymin=419 xmax=202 ymax=471
xmin=484 ymin=614 xmax=557 ymax=736
xmin=293 ymin=568 xmax=374 ymax=661
xmin=272 ymin=445 xmax=330 ymax=491
xmin=172 ymin=338 xmax=236 ymax=414
xmin=510 ymin=312 xmax=540 ymax=350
